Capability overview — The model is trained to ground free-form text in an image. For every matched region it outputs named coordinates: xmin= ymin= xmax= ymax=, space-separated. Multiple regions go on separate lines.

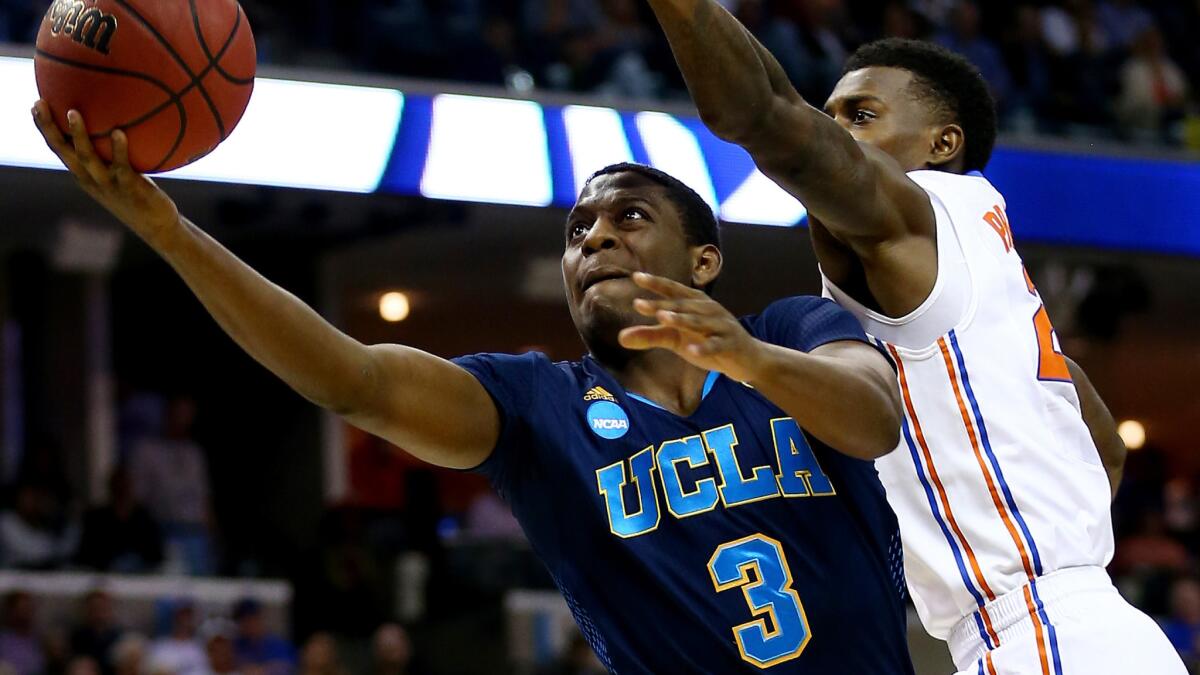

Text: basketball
xmin=33 ymin=0 xmax=256 ymax=173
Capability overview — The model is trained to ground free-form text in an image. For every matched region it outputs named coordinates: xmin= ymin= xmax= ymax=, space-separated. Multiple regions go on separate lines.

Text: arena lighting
xmin=1117 ymin=420 xmax=1147 ymax=451
xmin=0 ymin=57 xmax=403 ymax=192
xmin=378 ymin=292 xmax=411 ymax=323
xmin=419 ymin=94 xmax=553 ymax=207
xmin=6 ymin=55 xmax=1200 ymax=250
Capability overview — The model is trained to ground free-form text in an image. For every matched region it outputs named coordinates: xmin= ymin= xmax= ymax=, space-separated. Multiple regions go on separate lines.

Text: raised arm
xmin=643 ymin=0 xmax=933 ymax=245
xmin=33 ymin=102 xmax=498 ymax=470
xmin=1065 ymin=358 xmax=1126 ymax=501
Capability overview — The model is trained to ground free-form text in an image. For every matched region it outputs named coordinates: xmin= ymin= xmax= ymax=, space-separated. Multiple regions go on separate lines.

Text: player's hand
xmin=31 ymin=100 xmax=181 ymax=247
xmin=618 ymin=272 xmax=766 ymax=383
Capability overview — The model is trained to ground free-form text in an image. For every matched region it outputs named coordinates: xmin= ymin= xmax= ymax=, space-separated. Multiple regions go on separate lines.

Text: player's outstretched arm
xmin=32 ymin=102 xmax=499 ymax=470
xmin=1065 ymin=358 xmax=1125 ymax=500
xmin=619 ymin=274 xmax=901 ymax=459
xmin=643 ymin=0 xmax=933 ymax=243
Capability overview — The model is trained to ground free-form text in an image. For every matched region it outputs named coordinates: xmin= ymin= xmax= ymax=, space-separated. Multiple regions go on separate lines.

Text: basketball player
xmin=644 ymin=3 xmax=1184 ymax=673
xmin=33 ymin=102 xmax=915 ymax=672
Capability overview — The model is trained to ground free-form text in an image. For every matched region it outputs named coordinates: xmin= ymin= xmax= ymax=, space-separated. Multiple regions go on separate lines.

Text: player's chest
xmin=556 ymin=393 xmax=839 ymax=539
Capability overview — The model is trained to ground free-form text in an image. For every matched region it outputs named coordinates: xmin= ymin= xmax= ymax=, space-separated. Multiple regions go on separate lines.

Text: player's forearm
xmin=150 ymin=216 xmax=375 ymax=415
xmin=1066 ymin=358 xmax=1125 ymax=500
xmin=645 ymin=0 xmax=808 ymax=140
xmin=745 ymin=342 xmax=902 ymax=460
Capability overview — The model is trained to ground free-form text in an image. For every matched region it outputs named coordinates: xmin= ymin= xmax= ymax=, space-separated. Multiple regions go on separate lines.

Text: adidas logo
xmin=584 ymin=386 xmax=617 ymax=403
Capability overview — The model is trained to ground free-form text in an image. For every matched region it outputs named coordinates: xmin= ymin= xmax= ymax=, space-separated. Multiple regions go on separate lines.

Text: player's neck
xmin=606 ymin=350 xmax=711 ymax=417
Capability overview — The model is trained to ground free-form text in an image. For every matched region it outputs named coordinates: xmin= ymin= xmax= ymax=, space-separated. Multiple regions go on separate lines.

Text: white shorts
xmin=949 ymin=566 xmax=1186 ymax=675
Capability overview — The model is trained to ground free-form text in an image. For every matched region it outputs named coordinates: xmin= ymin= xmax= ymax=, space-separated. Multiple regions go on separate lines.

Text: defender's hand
xmin=32 ymin=101 xmax=181 ymax=247
xmin=618 ymin=272 xmax=766 ymax=383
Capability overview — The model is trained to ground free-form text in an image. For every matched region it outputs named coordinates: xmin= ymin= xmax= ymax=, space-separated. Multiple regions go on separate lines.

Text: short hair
xmin=844 ymin=38 xmax=997 ymax=172
xmin=583 ymin=163 xmax=721 ymax=251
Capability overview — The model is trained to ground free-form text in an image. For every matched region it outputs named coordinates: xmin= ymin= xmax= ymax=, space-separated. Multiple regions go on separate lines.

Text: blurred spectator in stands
xmin=70 ymin=590 xmax=124 ymax=675
xmin=1002 ymin=4 xmax=1054 ymax=132
xmin=66 ymin=656 xmax=101 ymax=675
xmin=1040 ymin=0 xmax=1116 ymax=129
xmin=1163 ymin=477 xmax=1199 ymax=554
xmin=77 ymin=467 xmax=164 ymax=574
xmin=1097 ymin=0 xmax=1154 ymax=51
xmin=784 ymin=0 xmax=859 ymax=103
xmin=721 ymin=0 xmax=808 ymax=95
xmin=1116 ymin=25 xmax=1188 ymax=139
xmin=880 ymin=1 xmax=927 ymax=40
xmin=1112 ymin=511 xmax=1191 ymax=576
xmin=0 ymin=591 xmax=44 ymax=675
xmin=535 ymin=632 xmax=604 ymax=675
xmin=129 ymin=395 xmax=215 ymax=576
xmin=200 ymin=619 xmax=239 ymax=675
xmin=1162 ymin=576 xmax=1200 ymax=667
xmin=110 ymin=634 xmax=148 ymax=675
xmin=232 ymin=598 xmax=295 ymax=675
xmin=0 ymin=481 xmax=78 ymax=569
xmin=297 ymin=633 xmax=345 ymax=675
xmin=149 ymin=601 xmax=208 ymax=675
xmin=371 ymin=624 xmax=414 ymax=675
xmin=936 ymin=0 xmax=1012 ymax=111
xmin=357 ymin=0 xmax=442 ymax=78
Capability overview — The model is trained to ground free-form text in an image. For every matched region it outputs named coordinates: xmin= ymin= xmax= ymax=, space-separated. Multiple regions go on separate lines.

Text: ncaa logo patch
xmin=586 ymin=400 xmax=630 ymax=440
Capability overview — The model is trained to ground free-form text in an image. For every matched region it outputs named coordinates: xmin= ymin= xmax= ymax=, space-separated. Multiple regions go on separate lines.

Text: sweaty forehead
xmin=825 ymin=66 xmax=917 ymax=111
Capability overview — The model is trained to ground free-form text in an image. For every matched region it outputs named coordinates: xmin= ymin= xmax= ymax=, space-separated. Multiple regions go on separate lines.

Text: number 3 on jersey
xmin=1022 ymin=268 xmax=1071 ymax=382
xmin=708 ymin=534 xmax=811 ymax=669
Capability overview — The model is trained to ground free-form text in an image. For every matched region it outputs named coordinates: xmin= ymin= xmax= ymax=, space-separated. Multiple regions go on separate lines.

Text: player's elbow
xmin=701 ymin=95 xmax=790 ymax=148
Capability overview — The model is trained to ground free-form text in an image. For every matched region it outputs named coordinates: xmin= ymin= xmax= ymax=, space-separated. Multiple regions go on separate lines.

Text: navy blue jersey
xmin=455 ymin=296 xmax=913 ymax=674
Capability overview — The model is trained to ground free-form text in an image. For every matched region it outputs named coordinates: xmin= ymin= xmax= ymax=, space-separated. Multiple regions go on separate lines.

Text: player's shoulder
xmin=906 ymin=169 xmax=1005 ymax=207
xmin=740 ymin=295 xmax=867 ymax=350
xmin=453 ymin=350 xmax=584 ymax=392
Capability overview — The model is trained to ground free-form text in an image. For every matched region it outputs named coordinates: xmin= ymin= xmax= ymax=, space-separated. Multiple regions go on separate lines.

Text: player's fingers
xmin=110 ymin=130 xmax=135 ymax=185
xmin=67 ymin=110 xmax=110 ymax=185
xmin=631 ymin=272 xmax=701 ymax=299
xmin=618 ymin=325 xmax=683 ymax=352
xmin=31 ymin=103 xmax=88 ymax=176
xmin=689 ymin=336 xmax=729 ymax=358
xmin=656 ymin=309 xmax=724 ymax=335
xmin=633 ymin=297 xmax=723 ymax=318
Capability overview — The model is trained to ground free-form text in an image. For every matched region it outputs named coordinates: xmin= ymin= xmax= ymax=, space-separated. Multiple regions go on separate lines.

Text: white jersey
xmin=822 ymin=171 xmax=1115 ymax=645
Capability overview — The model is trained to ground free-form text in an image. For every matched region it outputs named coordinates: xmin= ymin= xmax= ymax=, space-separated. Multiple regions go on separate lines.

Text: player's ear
xmin=692 ymin=244 xmax=722 ymax=289
xmin=928 ymin=123 xmax=965 ymax=169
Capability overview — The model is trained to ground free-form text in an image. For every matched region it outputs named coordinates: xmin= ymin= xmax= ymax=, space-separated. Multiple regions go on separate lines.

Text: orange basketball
xmin=33 ymin=0 xmax=256 ymax=173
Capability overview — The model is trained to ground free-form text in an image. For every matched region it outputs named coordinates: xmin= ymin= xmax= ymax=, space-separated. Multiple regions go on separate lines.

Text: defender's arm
xmin=643 ymin=0 xmax=934 ymax=244
xmin=34 ymin=103 xmax=498 ymax=470
xmin=1066 ymin=358 xmax=1125 ymax=500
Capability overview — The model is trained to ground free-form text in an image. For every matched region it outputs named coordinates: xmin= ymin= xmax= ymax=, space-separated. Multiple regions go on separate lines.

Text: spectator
xmin=936 ymin=0 xmax=1012 ymax=109
xmin=70 ymin=590 xmax=124 ymax=675
xmin=0 ymin=592 xmax=44 ymax=675
xmin=148 ymin=601 xmax=208 ymax=675
xmin=1002 ymin=4 xmax=1054 ymax=130
xmin=297 ymin=633 xmax=346 ymax=675
xmin=110 ymin=634 xmax=149 ymax=675
xmin=77 ymin=467 xmax=164 ymax=573
xmin=128 ymin=395 xmax=215 ymax=576
xmin=1116 ymin=25 xmax=1189 ymax=138
xmin=1097 ymin=0 xmax=1155 ymax=51
xmin=371 ymin=624 xmax=413 ymax=675
xmin=1162 ymin=576 xmax=1200 ymax=667
xmin=232 ymin=599 xmax=296 ymax=675
xmin=200 ymin=619 xmax=240 ymax=675
xmin=0 ymin=482 xmax=79 ymax=569
xmin=1111 ymin=511 xmax=1191 ymax=576
xmin=66 ymin=656 xmax=101 ymax=675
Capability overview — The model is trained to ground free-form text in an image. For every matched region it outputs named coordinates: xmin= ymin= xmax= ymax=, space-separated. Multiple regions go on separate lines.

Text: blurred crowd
xmin=0 ymin=588 xmax=423 ymax=675
xmin=3 ymin=0 xmax=1200 ymax=147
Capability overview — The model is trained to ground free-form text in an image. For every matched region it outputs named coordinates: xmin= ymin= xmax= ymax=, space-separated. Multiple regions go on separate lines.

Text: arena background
xmin=1 ymin=0 xmax=1199 ymax=673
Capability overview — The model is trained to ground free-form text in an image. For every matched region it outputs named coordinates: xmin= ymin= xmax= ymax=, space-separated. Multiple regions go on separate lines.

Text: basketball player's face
xmin=562 ymin=173 xmax=698 ymax=350
xmin=824 ymin=66 xmax=948 ymax=172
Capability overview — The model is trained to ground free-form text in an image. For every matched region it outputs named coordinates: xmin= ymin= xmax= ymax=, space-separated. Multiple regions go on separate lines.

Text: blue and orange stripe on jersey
xmin=942 ymin=331 xmax=1064 ymax=675
xmin=948 ymin=331 xmax=1064 ymax=675
xmin=883 ymin=341 xmax=1001 ymax=667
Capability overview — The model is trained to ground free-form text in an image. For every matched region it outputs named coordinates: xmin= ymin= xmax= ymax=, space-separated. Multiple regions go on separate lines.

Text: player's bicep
xmin=344 ymin=343 xmax=500 ymax=470
xmin=810 ymin=340 xmax=899 ymax=401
